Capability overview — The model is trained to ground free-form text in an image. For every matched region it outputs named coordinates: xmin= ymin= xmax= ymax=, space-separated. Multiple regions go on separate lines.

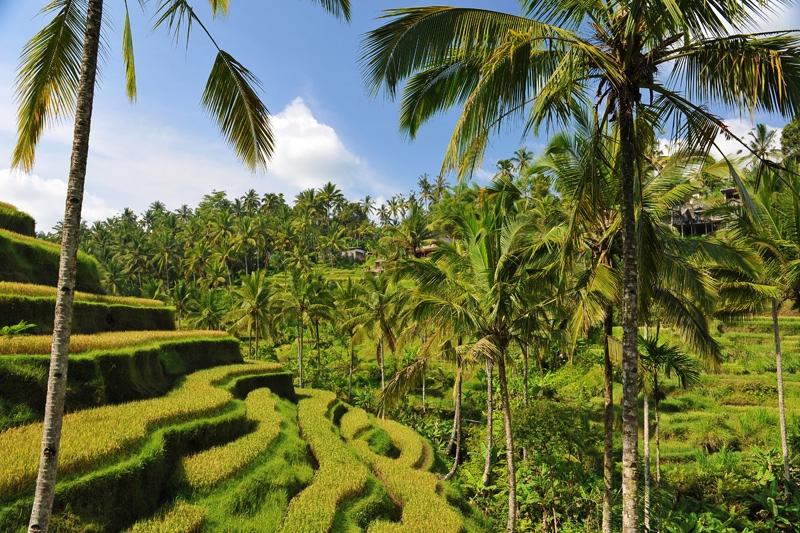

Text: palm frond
xmin=122 ymin=0 xmax=137 ymax=101
xmin=202 ymin=51 xmax=274 ymax=170
xmin=307 ymin=0 xmax=351 ymax=21
xmin=13 ymin=0 xmax=88 ymax=171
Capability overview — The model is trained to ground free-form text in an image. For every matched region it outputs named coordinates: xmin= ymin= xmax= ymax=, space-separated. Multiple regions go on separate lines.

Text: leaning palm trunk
xmin=443 ymin=363 xmax=463 ymax=480
xmin=421 ymin=359 xmax=427 ymax=413
xmin=618 ymin=96 xmax=640 ymax=533
xmin=772 ymin=299 xmax=791 ymax=483
xmin=602 ymin=306 xmax=614 ymax=533
xmin=497 ymin=352 xmax=517 ymax=532
xmin=482 ymin=358 xmax=494 ymax=485
xmin=28 ymin=1 xmax=104 ymax=530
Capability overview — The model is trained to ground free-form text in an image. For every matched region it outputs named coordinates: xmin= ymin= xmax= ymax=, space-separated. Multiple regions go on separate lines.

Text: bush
xmin=181 ymin=388 xmax=282 ymax=490
xmin=0 ymin=294 xmax=175 ymax=334
xmin=0 ymin=229 xmax=102 ymax=292
xmin=0 ymin=203 xmax=35 ymax=237
xmin=0 ymin=361 xmax=281 ymax=500
xmin=279 ymin=389 xmax=371 ymax=533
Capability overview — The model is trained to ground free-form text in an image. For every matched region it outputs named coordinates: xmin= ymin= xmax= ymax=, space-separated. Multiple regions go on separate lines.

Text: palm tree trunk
xmin=421 ymin=359 xmax=427 ymax=413
xmin=497 ymin=352 xmax=517 ymax=532
xmin=254 ymin=314 xmax=259 ymax=356
xmin=772 ymin=299 xmax=791 ymax=483
xmin=443 ymin=363 xmax=462 ymax=480
xmin=643 ymin=393 xmax=651 ymax=533
xmin=28 ymin=1 xmax=104 ymax=530
xmin=348 ymin=343 xmax=354 ymax=402
xmin=655 ymin=396 xmax=661 ymax=485
xmin=315 ymin=321 xmax=321 ymax=387
xmin=483 ymin=358 xmax=494 ymax=485
xmin=379 ymin=338 xmax=385 ymax=391
xmin=522 ymin=343 xmax=529 ymax=462
xmin=297 ymin=324 xmax=304 ymax=387
xmin=618 ymin=93 xmax=640 ymax=533
xmin=602 ymin=305 xmax=614 ymax=533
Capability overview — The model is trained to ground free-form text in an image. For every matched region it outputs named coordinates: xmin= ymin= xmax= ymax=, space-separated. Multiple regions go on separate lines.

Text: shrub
xmin=279 ymin=389 xmax=371 ymax=533
xmin=125 ymin=502 xmax=205 ymax=533
xmin=0 ymin=294 xmax=175 ymax=334
xmin=0 ymin=229 xmax=102 ymax=292
xmin=181 ymin=388 xmax=282 ymax=490
xmin=0 ymin=329 xmax=227 ymax=355
xmin=0 ymin=203 xmax=35 ymax=237
xmin=0 ymin=361 xmax=281 ymax=500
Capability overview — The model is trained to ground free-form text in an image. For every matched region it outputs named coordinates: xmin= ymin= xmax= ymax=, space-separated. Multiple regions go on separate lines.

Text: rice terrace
xmin=2 ymin=0 xmax=800 ymax=532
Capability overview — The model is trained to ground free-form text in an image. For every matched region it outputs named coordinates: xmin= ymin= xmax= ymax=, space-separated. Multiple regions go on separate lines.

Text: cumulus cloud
xmin=0 ymin=91 xmax=390 ymax=230
xmin=659 ymin=118 xmax=783 ymax=158
xmin=0 ymin=169 xmax=115 ymax=230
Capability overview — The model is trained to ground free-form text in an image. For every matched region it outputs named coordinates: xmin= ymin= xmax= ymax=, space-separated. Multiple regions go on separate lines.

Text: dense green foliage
xmin=0 ymin=228 xmax=102 ymax=292
xmin=0 ymin=202 xmax=35 ymax=237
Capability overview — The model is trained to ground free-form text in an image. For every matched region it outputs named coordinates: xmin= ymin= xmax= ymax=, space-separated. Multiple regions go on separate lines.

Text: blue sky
xmin=0 ymin=0 xmax=798 ymax=229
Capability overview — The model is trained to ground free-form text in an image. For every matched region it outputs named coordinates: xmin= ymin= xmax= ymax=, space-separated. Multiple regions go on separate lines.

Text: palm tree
xmin=417 ymin=173 xmax=434 ymax=208
xmin=274 ymin=268 xmax=315 ymax=387
xmin=725 ymin=164 xmax=800 ymax=485
xmin=227 ymin=271 xmax=272 ymax=357
xmin=398 ymin=177 xmax=545 ymax=531
xmin=362 ymin=7 xmax=800 ymax=528
xmin=354 ymin=273 xmax=400 ymax=391
xmin=511 ymin=148 xmax=534 ymax=174
xmin=334 ymin=279 xmax=367 ymax=401
xmin=637 ymin=335 xmax=701 ymax=531
xmin=306 ymin=272 xmax=335 ymax=386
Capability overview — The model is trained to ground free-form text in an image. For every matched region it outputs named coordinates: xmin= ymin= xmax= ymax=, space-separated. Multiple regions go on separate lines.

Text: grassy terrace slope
xmin=0 ymin=202 xmax=35 ymax=237
xmin=0 ymin=332 xmax=241 ymax=430
xmin=0 ymin=229 xmax=102 ymax=292
xmin=0 ymin=282 xmax=174 ymax=334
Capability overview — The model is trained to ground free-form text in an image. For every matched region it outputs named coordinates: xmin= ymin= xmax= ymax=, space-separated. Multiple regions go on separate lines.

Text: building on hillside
xmin=341 ymin=248 xmax=367 ymax=263
xmin=670 ymin=188 xmax=741 ymax=237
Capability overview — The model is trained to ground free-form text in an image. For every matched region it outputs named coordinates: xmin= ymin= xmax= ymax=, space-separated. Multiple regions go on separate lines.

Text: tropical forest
xmin=2 ymin=1 xmax=800 ymax=532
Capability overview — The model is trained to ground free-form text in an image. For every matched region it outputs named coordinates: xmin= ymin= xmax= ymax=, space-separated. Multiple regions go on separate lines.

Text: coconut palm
xmin=274 ymin=268 xmax=315 ymax=387
xmin=227 ymin=271 xmax=272 ymax=357
xmin=363 ymin=4 xmax=800 ymax=529
xmin=637 ymin=334 xmax=701 ymax=531
xmin=397 ymin=176 xmax=548 ymax=531
xmin=334 ymin=279 xmax=367 ymax=401
xmin=353 ymin=273 xmax=401 ymax=391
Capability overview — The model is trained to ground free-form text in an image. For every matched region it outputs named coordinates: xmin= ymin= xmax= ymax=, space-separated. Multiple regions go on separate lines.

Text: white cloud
xmin=659 ymin=118 xmax=783 ymax=158
xmin=0 ymin=169 xmax=115 ymax=230
xmin=0 ymin=88 xmax=391 ymax=230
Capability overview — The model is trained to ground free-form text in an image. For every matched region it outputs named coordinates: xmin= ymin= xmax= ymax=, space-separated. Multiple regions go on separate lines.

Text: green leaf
xmin=13 ymin=0 xmax=88 ymax=171
xmin=123 ymin=1 xmax=137 ymax=101
xmin=202 ymin=50 xmax=274 ymax=170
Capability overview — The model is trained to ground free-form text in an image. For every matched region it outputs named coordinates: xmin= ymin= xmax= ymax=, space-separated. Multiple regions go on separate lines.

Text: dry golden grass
xmin=0 ymin=330 xmax=229 ymax=355
xmin=0 ymin=362 xmax=281 ymax=499
xmin=182 ymin=388 xmax=282 ymax=490
xmin=0 ymin=281 xmax=166 ymax=307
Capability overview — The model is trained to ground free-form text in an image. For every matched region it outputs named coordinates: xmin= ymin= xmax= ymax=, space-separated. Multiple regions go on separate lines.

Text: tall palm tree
xmin=354 ymin=273 xmax=401 ymax=391
xmin=362 ymin=6 xmax=800 ymax=528
xmin=274 ymin=267 xmax=315 ymax=387
xmin=334 ymin=279 xmax=366 ymax=401
xmin=227 ymin=271 xmax=272 ymax=357
xmin=637 ymin=334 xmax=701 ymax=531
xmin=398 ymin=177 xmax=546 ymax=531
